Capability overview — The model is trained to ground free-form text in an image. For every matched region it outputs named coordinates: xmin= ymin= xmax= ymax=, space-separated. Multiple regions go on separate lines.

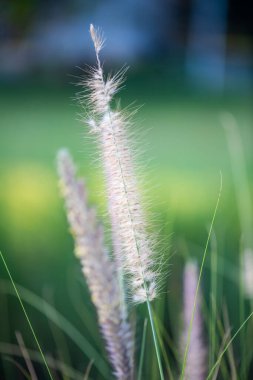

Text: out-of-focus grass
xmin=0 ymin=75 xmax=251 ymax=294
xmin=1 ymin=80 xmax=252 ymax=213
xmin=1 ymin=77 xmax=252 ymax=257
xmin=0 ymin=75 xmax=252 ymax=378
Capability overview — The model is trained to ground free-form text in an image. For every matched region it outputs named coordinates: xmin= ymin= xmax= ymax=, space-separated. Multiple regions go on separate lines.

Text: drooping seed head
xmin=57 ymin=149 xmax=134 ymax=379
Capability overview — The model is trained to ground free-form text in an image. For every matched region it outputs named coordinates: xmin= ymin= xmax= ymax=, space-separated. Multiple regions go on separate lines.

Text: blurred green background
xmin=0 ymin=1 xmax=253 ymax=379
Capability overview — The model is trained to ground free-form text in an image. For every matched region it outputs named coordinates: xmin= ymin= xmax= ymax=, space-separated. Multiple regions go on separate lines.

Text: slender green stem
xmin=210 ymin=232 xmax=218 ymax=368
xmin=154 ymin=314 xmax=178 ymax=379
xmin=0 ymin=251 xmax=54 ymax=380
xmin=180 ymin=173 xmax=222 ymax=380
xmin=147 ymin=299 xmax=165 ymax=380
xmin=206 ymin=311 xmax=253 ymax=380
xmin=239 ymin=240 xmax=246 ymax=378
xmin=137 ymin=318 xmax=148 ymax=380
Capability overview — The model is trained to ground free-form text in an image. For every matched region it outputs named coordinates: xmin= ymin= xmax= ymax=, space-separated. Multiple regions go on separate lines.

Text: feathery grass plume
xmin=242 ymin=249 xmax=253 ymax=299
xmin=80 ymin=23 xmax=157 ymax=305
xmin=80 ymin=25 xmax=164 ymax=379
xmin=57 ymin=149 xmax=134 ymax=380
xmin=181 ymin=261 xmax=206 ymax=380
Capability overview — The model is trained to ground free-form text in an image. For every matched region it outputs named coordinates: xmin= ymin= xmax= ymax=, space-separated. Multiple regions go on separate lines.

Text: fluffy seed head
xmin=80 ymin=25 xmax=158 ymax=304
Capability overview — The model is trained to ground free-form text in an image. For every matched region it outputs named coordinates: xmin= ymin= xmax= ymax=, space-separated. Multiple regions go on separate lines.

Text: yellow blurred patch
xmin=2 ymin=163 xmax=57 ymax=231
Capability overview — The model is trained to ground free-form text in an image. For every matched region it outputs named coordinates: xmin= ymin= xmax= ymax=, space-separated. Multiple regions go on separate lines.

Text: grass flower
xmin=78 ymin=23 xmax=157 ymax=305
xmin=181 ymin=261 xmax=206 ymax=380
xmin=57 ymin=149 xmax=134 ymax=380
xmin=77 ymin=25 xmax=164 ymax=380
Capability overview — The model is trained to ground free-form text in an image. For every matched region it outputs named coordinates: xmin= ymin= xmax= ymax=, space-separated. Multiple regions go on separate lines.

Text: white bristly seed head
xmin=57 ymin=149 xmax=134 ymax=380
xmin=79 ymin=24 xmax=158 ymax=304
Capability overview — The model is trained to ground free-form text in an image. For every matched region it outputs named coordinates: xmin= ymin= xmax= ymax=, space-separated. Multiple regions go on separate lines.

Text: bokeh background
xmin=0 ymin=1 xmax=253 ymax=379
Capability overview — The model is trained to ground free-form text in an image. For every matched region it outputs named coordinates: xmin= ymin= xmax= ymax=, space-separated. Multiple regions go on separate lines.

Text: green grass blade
xmin=0 ymin=279 xmax=110 ymax=379
xmin=0 ymin=251 xmax=54 ymax=380
xmin=137 ymin=318 xmax=148 ymax=380
xmin=0 ymin=342 xmax=86 ymax=380
xmin=180 ymin=173 xmax=222 ymax=380
xmin=153 ymin=312 xmax=175 ymax=380
xmin=147 ymin=299 xmax=165 ymax=380
xmin=206 ymin=311 xmax=253 ymax=380
xmin=223 ymin=306 xmax=238 ymax=380
xmin=209 ymin=232 xmax=218 ymax=369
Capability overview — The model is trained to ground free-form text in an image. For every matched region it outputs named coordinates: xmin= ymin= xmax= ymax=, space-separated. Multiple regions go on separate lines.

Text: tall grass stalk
xmin=78 ymin=24 xmax=164 ymax=379
xmin=84 ymin=24 xmax=158 ymax=303
xmin=180 ymin=173 xmax=222 ymax=380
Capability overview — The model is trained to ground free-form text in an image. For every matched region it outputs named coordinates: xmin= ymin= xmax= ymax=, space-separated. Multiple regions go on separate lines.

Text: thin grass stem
xmin=180 ymin=172 xmax=222 ymax=380
xmin=137 ymin=318 xmax=148 ymax=380
xmin=239 ymin=237 xmax=247 ymax=378
xmin=206 ymin=311 xmax=253 ymax=380
xmin=147 ymin=299 xmax=165 ymax=380
xmin=154 ymin=312 xmax=175 ymax=380
xmin=209 ymin=232 xmax=218 ymax=369
xmin=223 ymin=306 xmax=238 ymax=380
xmin=0 ymin=251 xmax=54 ymax=380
